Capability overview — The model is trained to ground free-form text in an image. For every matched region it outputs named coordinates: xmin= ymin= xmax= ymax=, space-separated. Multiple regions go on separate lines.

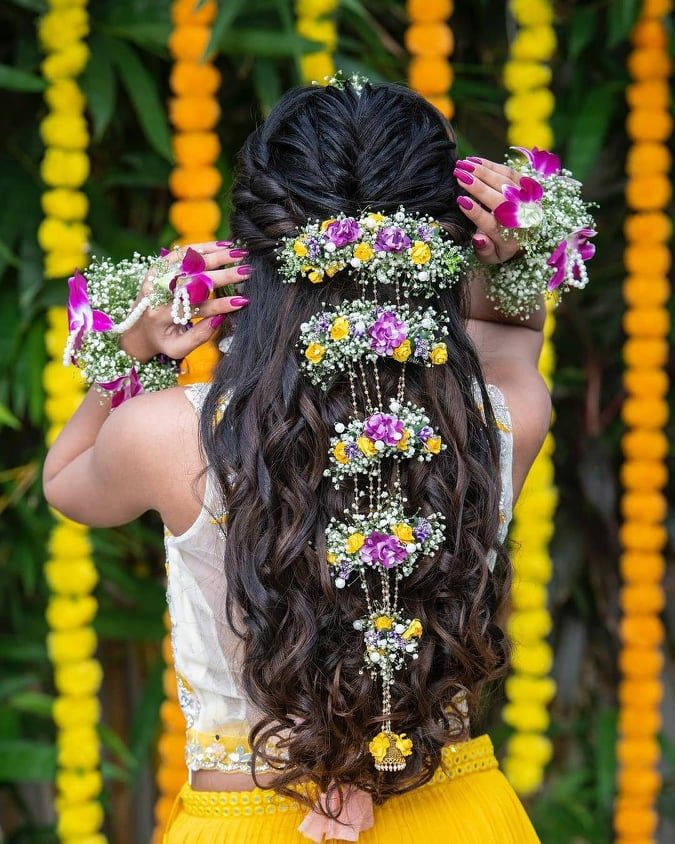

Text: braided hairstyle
xmin=201 ymin=82 xmax=511 ymax=817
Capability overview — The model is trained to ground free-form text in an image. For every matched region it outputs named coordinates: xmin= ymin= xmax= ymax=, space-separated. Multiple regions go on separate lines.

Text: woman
xmin=44 ymin=81 xmax=551 ymax=842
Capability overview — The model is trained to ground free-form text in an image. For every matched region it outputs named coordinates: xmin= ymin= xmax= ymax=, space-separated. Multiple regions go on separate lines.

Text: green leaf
xmin=9 ymin=692 xmax=54 ymax=718
xmin=0 ymin=675 xmax=40 ymax=701
xmin=206 ymin=0 xmax=248 ymax=58
xmin=0 ymin=64 xmax=45 ymax=93
xmin=106 ymin=38 xmax=173 ymax=162
xmin=595 ymin=708 xmax=618 ymax=811
xmin=81 ymin=35 xmax=118 ymax=141
xmin=252 ymin=59 xmax=282 ymax=117
xmin=0 ymin=402 xmax=20 ymax=430
xmin=607 ymin=0 xmax=641 ymax=48
xmin=0 ymin=740 xmax=56 ymax=781
xmin=98 ymin=724 xmax=136 ymax=770
xmin=219 ymin=30 xmax=323 ymax=57
xmin=564 ymin=84 xmax=620 ymax=181
xmin=568 ymin=6 xmax=599 ymax=61
xmin=129 ymin=658 xmax=164 ymax=770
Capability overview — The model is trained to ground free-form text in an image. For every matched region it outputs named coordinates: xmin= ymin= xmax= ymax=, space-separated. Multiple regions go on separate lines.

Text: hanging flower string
xmin=615 ymin=1 xmax=672 ymax=841
xmin=295 ymin=0 xmax=338 ymax=84
xmin=405 ymin=0 xmax=455 ymax=119
xmin=38 ymin=1 xmax=107 ymax=841
xmin=500 ymin=0 xmax=558 ymax=798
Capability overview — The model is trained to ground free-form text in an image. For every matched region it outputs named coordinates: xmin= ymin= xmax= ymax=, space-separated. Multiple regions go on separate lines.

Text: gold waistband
xmin=180 ymin=734 xmax=497 ymax=819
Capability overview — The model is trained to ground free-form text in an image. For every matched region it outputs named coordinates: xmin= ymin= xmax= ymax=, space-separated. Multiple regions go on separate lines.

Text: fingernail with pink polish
xmin=454 ymin=169 xmax=474 ymax=186
xmin=210 ymin=314 xmax=226 ymax=328
xmin=467 ymin=156 xmax=483 ymax=164
xmin=457 ymin=196 xmax=473 ymax=210
xmin=455 ymin=160 xmax=475 ymax=172
xmin=229 ymin=248 xmax=249 ymax=258
xmin=230 ymin=296 xmax=250 ymax=308
xmin=473 ymin=235 xmax=489 ymax=250
xmin=236 ymin=264 xmax=253 ymax=276
xmin=216 ymin=240 xmax=233 ymax=247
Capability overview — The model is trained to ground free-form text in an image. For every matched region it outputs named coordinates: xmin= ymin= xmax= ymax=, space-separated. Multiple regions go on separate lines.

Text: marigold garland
xmin=405 ymin=0 xmax=455 ymax=119
xmin=500 ymin=0 xmax=557 ymax=797
xmin=39 ymin=2 xmax=107 ymax=841
xmin=615 ymin=3 xmax=671 ymax=842
xmin=295 ymin=0 xmax=338 ymax=84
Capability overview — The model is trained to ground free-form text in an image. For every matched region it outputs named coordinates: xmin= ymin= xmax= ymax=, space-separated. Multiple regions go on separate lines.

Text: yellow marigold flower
xmin=511 ymin=25 xmax=557 ymax=61
xmin=305 ymin=342 xmax=325 ymax=364
xmin=49 ymin=522 xmax=90 ymax=558
xmin=301 ymin=52 xmax=335 ymax=85
xmin=357 ymin=435 xmax=376 ymax=457
xmin=40 ymin=113 xmax=89 ymax=150
xmin=42 ymin=43 xmax=90 ymax=81
xmin=330 ymin=316 xmax=350 ymax=341
xmin=333 ymin=441 xmax=349 ymax=464
xmin=430 ymin=342 xmax=448 ymax=364
xmin=44 ymin=79 xmax=85 ymax=113
xmin=502 ymin=758 xmax=543 ymax=796
xmin=354 ymin=242 xmax=374 ymax=261
xmin=40 ymin=149 xmax=89 ymax=189
xmin=46 ymin=596 xmax=98 ymax=632
xmin=345 ymin=532 xmax=365 ymax=553
xmin=395 ymin=732 xmax=414 ymax=756
xmin=402 ymin=618 xmax=423 ymax=640
xmin=327 ymin=552 xmax=338 ymax=564
xmin=392 ymin=523 xmax=414 ymax=543
xmin=392 ymin=339 xmax=412 ymax=362
xmin=424 ymin=435 xmax=442 ymax=454
xmin=47 ymin=627 xmax=97 ymax=664
xmin=397 ymin=429 xmax=411 ymax=451
xmin=511 ymin=0 xmax=553 ymax=25
xmin=320 ymin=218 xmax=337 ymax=231
xmin=410 ymin=240 xmax=431 ymax=264
xmin=44 ymin=559 xmax=97 ymax=595
xmin=368 ymin=731 xmax=390 ymax=763
xmin=54 ymin=658 xmax=103 ymax=697
xmin=53 ymin=696 xmax=101 ymax=730
xmin=56 ymin=769 xmax=102 ymax=804
xmin=374 ymin=614 xmax=393 ymax=630
xmin=41 ymin=189 xmax=89 ymax=222
xmin=45 ymin=251 xmax=87 ymax=281
xmin=296 ymin=0 xmax=340 ymax=16
xmin=503 ymin=61 xmax=552 ymax=94
xmin=296 ymin=18 xmax=337 ymax=51
xmin=293 ymin=238 xmax=308 ymax=256
xmin=506 ymin=121 xmax=554 ymax=150
xmin=39 ymin=8 xmax=89 ymax=51
xmin=504 ymin=89 xmax=555 ymax=123
xmin=502 ymin=702 xmax=550 ymax=733
xmin=56 ymin=799 xmax=104 ymax=839
xmin=38 ymin=218 xmax=89 ymax=254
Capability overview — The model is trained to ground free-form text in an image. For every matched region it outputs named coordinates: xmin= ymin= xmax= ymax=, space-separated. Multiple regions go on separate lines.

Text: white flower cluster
xmin=354 ymin=606 xmax=423 ymax=675
xmin=277 ymin=207 xmax=467 ymax=297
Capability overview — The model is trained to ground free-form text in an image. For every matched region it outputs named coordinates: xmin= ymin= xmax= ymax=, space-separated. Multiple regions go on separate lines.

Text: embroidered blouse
xmin=164 ymin=380 xmax=513 ymax=776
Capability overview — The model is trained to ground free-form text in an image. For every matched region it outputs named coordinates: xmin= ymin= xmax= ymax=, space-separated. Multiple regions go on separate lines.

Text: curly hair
xmin=200 ymin=82 xmax=512 ymax=821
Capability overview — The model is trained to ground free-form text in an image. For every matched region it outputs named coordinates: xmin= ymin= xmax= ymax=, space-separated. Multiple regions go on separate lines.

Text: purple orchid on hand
xmin=511 ymin=146 xmax=561 ymax=177
xmin=547 ymin=227 xmax=597 ymax=291
xmin=66 ymin=270 xmax=114 ymax=363
xmin=374 ymin=226 xmax=412 ymax=253
xmin=494 ymin=177 xmax=545 ymax=229
xmin=360 ymin=531 xmax=408 ymax=569
xmin=169 ymin=247 xmax=214 ymax=304
xmin=98 ymin=367 xmax=143 ymax=409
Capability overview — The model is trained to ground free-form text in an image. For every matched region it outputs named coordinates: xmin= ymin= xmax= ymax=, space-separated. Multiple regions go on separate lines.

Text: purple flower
xmin=413 ymin=519 xmax=432 ymax=542
xmin=345 ymin=441 xmax=360 ymax=459
xmin=414 ymin=338 xmax=430 ymax=360
xmin=363 ymin=412 xmax=404 ymax=446
xmin=169 ymin=247 xmax=214 ymax=304
xmin=160 ymin=247 xmax=171 ymax=257
xmin=360 ymin=531 xmax=408 ymax=569
xmin=368 ymin=310 xmax=408 ymax=355
xmin=98 ymin=367 xmax=143 ymax=409
xmin=547 ymin=227 xmax=597 ymax=291
xmin=323 ymin=218 xmax=361 ymax=248
xmin=417 ymin=426 xmax=434 ymax=442
xmin=493 ymin=177 xmax=544 ymax=229
xmin=307 ymin=237 xmax=321 ymax=260
xmin=316 ymin=313 xmax=331 ymax=332
xmin=417 ymin=223 xmax=434 ymax=242
xmin=374 ymin=226 xmax=412 ymax=253
xmin=512 ymin=146 xmax=561 ymax=177
xmin=66 ymin=271 xmax=114 ymax=363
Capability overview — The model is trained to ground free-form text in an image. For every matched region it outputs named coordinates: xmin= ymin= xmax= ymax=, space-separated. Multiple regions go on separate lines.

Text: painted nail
xmin=473 ymin=235 xmax=489 ymax=250
xmin=454 ymin=169 xmax=474 ymax=185
xmin=230 ymin=296 xmax=250 ymax=307
xmin=467 ymin=156 xmax=483 ymax=164
xmin=216 ymin=240 xmax=233 ymax=247
xmin=209 ymin=314 xmax=226 ymax=328
xmin=457 ymin=196 xmax=473 ymax=210
xmin=455 ymin=160 xmax=475 ymax=172
xmin=236 ymin=264 xmax=253 ymax=276
xmin=229 ymin=248 xmax=249 ymax=258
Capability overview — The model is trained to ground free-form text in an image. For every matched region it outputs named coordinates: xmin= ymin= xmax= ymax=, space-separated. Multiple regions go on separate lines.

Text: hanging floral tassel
xmin=38 ymin=1 xmax=107 ymax=841
xmin=500 ymin=0 xmax=557 ymax=797
xmin=295 ymin=0 xmax=338 ymax=84
xmin=614 ymin=2 xmax=672 ymax=841
xmin=405 ymin=0 xmax=455 ymax=119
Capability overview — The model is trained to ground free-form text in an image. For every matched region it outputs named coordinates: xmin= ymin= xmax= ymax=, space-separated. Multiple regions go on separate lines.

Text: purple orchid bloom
xmin=374 ymin=226 xmax=412 ymax=253
xmin=360 ymin=531 xmax=408 ymax=569
xmin=363 ymin=412 xmax=405 ymax=446
xmin=66 ymin=270 xmax=114 ymax=363
xmin=98 ymin=367 xmax=143 ymax=409
xmin=494 ymin=177 xmax=545 ymax=229
xmin=159 ymin=247 xmax=171 ymax=257
xmin=512 ymin=146 xmax=561 ymax=177
xmin=169 ymin=247 xmax=214 ymax=304
xmin=369 ymin=310 xmax=408 ymax=355
xmin=323 ymin=218 xmax=361 ymax=248
xmin=547 ymin=227 xmax=597 ymax=291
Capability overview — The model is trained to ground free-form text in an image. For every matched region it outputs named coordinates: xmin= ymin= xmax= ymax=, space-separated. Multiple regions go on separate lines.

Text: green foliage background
xmin=0 ymin=0 xmax=673 ymax=841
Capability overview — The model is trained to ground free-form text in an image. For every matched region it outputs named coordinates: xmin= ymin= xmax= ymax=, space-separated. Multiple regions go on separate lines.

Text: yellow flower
xmin=53 ymin=695 xmax=101 ymax=729
xmin=56 ymin=800 xmax=104 ymax=839
xmin=44 ymin=79 xmax=85 ymax=113
xmin=296 ymin=18 xmax=337 ymax=51
xmin=397 ymin=429 xmax=411 ymax=451
xmin=40 ymin=113 xmax=89 ymax=150
xmin=430 ymin=342 xmax=448 ymax=364
xmin=333 ymin=441 xmax=349 ymax=464
xmin=46 ymin=596 xmax=98 ymax=632
xmin=503 ymin=61 xmax=552 ymax=94
xmin=374 ymin=614 xmax=393 ymax=630
xmin=325 ymin=261 xmax=344 ymax=277
xmin=320 ymin=218 xmax=337 ymax=231
xmin=44 ymin=559 xmax=98 ymax=596
xmin=56 ymin=769 xmax=103 ymax=804
xmin=410 ymin=240 xmax=432 ymax=264
xmin=42 ymin=43 xmax=90 ymax=81
xmin=357 ymin=435 xmax=376 ymax=457
xmin=354 ymin=242 xmax=374 ymax=261
xmin=362 ymin=212 xmax=386 ymax=228
xmin=301 ymin=52 xmax=335 ymax=85
xmin=392 ymin=523 xmax=414 ymax=543
xmin=327 ymin=552 xmax=338 ymax=564
xmin=40 ymin=149 xmax=89 ymax=189
xmin=305 ymin=342 xmax=325 ymax=364
xmin=368 ymin=731 xmax=390 ymax=763
xmin=329 ymin=316 xmax=350 ymax=341
xmin=511 ymin=26 xmax=557 ymax=62
xmin=392 ymin=339 xmax=412 ymax=362
xmin=395 ymin=732 xmax=414 ymax=756
xmin=42 ymin=189 xmax=89 ymax=222
xmin=507 ymin=734 xmax=553 ymax=766
xmin=502 ymin=702 xmax=550 ymax=733
xmin=49 ymin=521 xmax=91 ymax=558
xmin=47 ymin=627 xmax=97 ymax=664
xmin=345 ymin=533 xmax=365 ymax=553
xmin=296 ymin=0 xmax=340 ymax=15
xmin=39 ymin=8 xmax=89 ymax=51
xmin=38 ymin=218 xmax=89 ymax=254
xmin=293 ymin=238 xmax=308 ymax=256
xmin=308 ymin=269 xmax=324 ymax=284
xmin=54 ymin=659 xmax=103 ymax=697
xmin=424 ymin=435 xmax=442 ymax=454
xmin=402 ymin=618 xmax=423 ymax=640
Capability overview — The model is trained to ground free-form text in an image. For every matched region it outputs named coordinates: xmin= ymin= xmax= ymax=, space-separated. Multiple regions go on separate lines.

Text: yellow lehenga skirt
xmin=163 ymin=734 xmax=540 ymax=843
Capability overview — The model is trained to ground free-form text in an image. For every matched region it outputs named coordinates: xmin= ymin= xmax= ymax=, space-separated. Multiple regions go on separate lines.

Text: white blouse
xmin=164 ymin=380 xmax=513 ymax=774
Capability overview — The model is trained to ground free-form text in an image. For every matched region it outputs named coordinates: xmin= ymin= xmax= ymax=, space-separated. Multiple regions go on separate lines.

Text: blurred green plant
xmin=0 ymin=0 xmax=672 ymax=841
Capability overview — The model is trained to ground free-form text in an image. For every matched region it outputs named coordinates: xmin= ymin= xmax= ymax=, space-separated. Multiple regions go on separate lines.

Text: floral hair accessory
xmin=313 ymin=69 xmax=369 ymax=93
xmin=482 ymin=146 xmax=598 ymax=318
xmin=277 ymin=207 xmax=466 ymax=297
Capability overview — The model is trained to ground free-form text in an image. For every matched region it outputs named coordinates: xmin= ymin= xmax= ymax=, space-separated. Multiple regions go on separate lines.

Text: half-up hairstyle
xmin=200 ymin=81 xmax=512 ymax=816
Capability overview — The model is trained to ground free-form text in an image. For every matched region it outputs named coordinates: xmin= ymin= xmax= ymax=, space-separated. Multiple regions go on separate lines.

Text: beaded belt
xmin=180 ymin=734 xmax=497 ymax=819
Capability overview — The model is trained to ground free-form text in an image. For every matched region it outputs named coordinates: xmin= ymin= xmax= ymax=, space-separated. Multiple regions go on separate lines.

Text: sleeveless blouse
xmin=164 ymin=380 xmax=513 ymax=775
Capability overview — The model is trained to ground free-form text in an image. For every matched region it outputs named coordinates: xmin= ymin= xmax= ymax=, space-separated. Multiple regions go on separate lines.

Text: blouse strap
xmin=184 ymin=382 xmax=212 ymax=415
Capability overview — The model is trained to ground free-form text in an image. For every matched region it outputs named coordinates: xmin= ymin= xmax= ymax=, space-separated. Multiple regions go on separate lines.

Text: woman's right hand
xmin=120 ymin=241 xmax=251 ymax=363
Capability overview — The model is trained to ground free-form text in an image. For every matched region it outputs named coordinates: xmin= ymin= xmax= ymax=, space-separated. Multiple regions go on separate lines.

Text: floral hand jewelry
xmin=481 ymin=146 xmax=598 ymax=318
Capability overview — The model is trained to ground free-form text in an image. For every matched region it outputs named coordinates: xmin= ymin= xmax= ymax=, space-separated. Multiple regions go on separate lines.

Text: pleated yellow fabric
xmin=163 ymin=734 xmax=540 ymax=843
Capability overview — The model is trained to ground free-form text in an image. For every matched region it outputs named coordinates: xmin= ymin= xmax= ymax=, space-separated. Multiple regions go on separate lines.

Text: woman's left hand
xmin=453 ymin=157 xmax=523 ymax=264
